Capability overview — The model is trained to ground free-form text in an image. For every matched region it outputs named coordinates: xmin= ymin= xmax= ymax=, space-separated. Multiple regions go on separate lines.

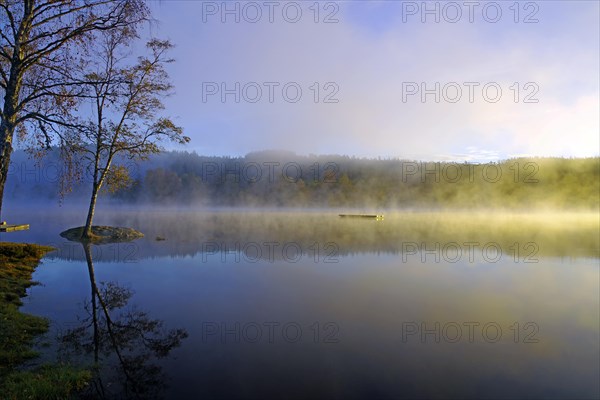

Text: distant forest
xmin=5 ymin=150 xmax=599 ymax=210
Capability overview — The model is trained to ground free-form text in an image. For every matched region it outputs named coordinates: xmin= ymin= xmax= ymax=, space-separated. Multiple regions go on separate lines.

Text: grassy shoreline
xmin=0 ymin=242 xmax=90 ymax=399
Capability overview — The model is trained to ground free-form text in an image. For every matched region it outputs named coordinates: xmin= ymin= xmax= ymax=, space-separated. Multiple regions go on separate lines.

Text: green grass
xmin=0 ymin=242 xmax=91 ymax=399
xmin=0 ymin=365 xmax=92 ymax=400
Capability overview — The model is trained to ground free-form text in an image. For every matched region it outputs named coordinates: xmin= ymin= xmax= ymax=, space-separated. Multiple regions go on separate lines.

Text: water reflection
xmin=9 ymin=210 xmax=597 ymax=262
xmin=58 ymin=242 xmax=188 ymax=399
xmin=12 ymin=209 xmax=600 ymax=399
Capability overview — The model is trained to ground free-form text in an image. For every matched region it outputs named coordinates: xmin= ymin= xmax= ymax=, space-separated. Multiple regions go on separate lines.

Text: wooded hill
xmin=5 ymin=150 xmax=599 ymax=210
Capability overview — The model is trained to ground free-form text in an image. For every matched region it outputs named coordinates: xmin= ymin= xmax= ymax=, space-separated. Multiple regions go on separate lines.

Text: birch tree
xmin=63 ymin=30 xmax=189 ymax=240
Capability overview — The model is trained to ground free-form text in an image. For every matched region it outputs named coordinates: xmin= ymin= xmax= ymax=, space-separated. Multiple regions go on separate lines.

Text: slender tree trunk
xmin=83 ymin=150 xmax=101 ymax=239
xmin=83 ymin=154 xmax=110 ymax=239
xmin=83 ymin=183 xmax=100 ymax=239
xmin=83 ymin=149 xmax=113 ymax=239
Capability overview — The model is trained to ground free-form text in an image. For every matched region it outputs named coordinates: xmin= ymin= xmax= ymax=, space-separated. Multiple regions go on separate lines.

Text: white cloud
xmin=150 ymin=1 xmax=600 ymax=159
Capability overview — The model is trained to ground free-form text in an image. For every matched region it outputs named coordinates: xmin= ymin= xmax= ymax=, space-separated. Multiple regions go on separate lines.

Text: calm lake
xmin=3 ymin=208 xmax=599 ymax=399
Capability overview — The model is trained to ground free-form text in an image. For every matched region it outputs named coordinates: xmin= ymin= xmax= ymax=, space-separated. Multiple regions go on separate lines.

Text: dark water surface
xmin=3 ymin=208 xmax=599 ymax=399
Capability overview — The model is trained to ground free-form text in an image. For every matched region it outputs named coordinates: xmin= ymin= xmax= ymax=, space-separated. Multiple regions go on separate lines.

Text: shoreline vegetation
xmin=0 ymin=243 xmax=90 ymax=399
xmin=5 ymin=151 xmax=599 ymax=211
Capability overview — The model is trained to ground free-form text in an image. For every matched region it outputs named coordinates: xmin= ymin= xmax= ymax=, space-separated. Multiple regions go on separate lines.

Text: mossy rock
xmin=60 ymin=226 xmax=144 ymax=244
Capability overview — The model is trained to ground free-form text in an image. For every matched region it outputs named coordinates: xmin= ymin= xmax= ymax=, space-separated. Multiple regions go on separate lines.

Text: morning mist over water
xmin=5 ymin=207 xmax=600 ymax=399
xmin=0 ymin=1 xmax=598 ymax=399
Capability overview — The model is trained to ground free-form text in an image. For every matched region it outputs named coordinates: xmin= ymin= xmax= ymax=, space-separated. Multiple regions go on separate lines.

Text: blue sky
xmin=144 ymin=1 xmax=599 ymax=160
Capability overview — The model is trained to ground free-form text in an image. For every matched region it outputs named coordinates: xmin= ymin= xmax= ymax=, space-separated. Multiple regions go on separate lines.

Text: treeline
xmin=6 ymin=150 xmax=599 ymax=209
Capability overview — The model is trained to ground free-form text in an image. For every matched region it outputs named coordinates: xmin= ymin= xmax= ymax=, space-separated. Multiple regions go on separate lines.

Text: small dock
xmin=339 ymin=214 xmax=384 ymax=220
xmin=0 ymin=222 xmax=30 ymax=232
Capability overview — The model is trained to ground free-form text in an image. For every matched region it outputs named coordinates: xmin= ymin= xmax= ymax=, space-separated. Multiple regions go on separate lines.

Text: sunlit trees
xmin=144 ymin=168 xmax=182 ymax=203
xmin=0 ymin=0 xmax=149 ymax=220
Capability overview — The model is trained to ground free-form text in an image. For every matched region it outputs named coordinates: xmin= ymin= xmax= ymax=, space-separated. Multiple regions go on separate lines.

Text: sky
xmin=144 ymin=0 xmax=599 ymax=161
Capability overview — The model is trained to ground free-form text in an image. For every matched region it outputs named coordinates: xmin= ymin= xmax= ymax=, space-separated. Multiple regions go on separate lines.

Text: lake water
xmin=3 ymin=208 xmax=599 ymax=399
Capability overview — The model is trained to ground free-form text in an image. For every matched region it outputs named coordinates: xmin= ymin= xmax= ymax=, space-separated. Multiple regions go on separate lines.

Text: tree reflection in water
xmin=59 ymin=242 xmax=188 ymax=399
